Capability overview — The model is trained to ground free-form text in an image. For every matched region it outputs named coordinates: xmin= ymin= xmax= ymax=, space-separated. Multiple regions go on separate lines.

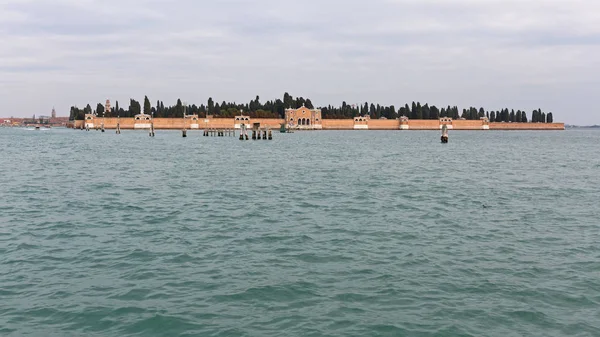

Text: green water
xmin=1 ymin=128 xmax=599 ymax=337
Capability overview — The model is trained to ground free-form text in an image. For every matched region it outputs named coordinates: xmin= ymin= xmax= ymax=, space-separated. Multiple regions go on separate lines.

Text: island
xmin=67 ymin=93 xmax=564 ymax=131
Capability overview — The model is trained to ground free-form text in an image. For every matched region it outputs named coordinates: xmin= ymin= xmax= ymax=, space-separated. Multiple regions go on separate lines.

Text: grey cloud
xmin=0 ymin=0 xmax=598 ymax=124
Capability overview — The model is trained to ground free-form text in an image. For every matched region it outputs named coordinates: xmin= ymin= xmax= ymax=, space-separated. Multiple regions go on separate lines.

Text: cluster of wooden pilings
xmin=81 ymin=125 xmax=271 ymax=140
xmin=251 ymin=129 xmax=273 ymax=140
xmin=203 ymin=129 xmax=235 ymax=137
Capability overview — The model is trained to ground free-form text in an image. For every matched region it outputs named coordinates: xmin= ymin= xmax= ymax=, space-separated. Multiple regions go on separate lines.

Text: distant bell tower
xmin=51 ymin=107 xmax=56 ymax=118
xmin=105 ymin=99 xmax=112 ymax=115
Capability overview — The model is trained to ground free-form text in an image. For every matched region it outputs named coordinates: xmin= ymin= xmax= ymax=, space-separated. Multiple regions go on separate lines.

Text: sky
xmin=0 ymin=0 xmax=599 ymax=124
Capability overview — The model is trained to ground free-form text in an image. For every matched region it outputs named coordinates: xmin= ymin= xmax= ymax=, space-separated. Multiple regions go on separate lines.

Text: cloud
xmin=0 ymin=0 xmax=598 ymax=124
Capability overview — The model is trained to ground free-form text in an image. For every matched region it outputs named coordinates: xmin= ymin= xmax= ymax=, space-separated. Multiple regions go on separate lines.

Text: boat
xmin=280 ymin=123 xmax=294 ymax=133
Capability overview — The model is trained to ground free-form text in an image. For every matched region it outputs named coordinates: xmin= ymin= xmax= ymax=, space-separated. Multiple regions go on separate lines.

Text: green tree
xmin=96 ymin=103 xmax=105 ymax=116
xmin=176 ymin=99 xmax=184 ymax=117
xmin=430 ymin=106 xmax=439 ymax=119
xmin=547 ymin=112 xmax=553 ymax=123
xmin=461 ymin=109 xmax=468 ymax=119
xmin=283 ymin=92 xmax=293 ymax=109
xmin=207 ymin=97 xmax=214 ymax=114
xmin=144 ymin=96 xmax=151 ymax=115
xmin=129 ymin=99 xmax=141 ymax=116
xmin=422 ymin=103 xmax=430 ymax=119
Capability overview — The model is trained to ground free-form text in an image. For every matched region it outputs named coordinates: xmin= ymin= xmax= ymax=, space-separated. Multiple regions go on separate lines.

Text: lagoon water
xmin=1 ymin=127 xmax=599 ymax=336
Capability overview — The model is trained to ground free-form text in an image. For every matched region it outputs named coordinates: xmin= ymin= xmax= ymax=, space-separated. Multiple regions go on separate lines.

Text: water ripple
xmin=1 ymin=128 xmax=599 ymax=336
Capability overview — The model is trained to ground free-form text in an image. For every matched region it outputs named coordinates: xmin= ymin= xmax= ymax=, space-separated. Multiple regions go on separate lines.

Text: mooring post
xmin=182 ymin=129 xmax=187 ymax=137
xmin=268 ymin=129 xmax=272 ymax=140
xmin=441 ymin=124 xmax=448 ymax=143
xmin=239 ymin=124 xmax=245 ymax=140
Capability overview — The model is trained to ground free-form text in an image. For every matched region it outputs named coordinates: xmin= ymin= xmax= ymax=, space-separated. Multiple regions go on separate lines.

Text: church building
xmin=284 ymin=105 xmax=322 ymax=129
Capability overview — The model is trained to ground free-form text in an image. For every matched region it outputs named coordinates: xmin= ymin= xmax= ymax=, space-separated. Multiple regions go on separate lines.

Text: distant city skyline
xmin=1 ymin=0 xmax=599 ymax=125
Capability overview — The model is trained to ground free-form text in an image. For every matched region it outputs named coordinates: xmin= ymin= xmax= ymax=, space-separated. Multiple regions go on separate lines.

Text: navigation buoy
xmin=441 ymin=124 xmax=449 ymax=143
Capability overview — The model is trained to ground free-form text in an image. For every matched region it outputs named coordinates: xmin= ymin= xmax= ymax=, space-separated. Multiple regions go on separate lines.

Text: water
xmin=1 ymin=128 xmax=599 ymax=337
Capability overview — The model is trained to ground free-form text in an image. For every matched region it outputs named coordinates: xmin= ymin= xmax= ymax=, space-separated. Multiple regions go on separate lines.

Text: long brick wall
xmin=407 ymin=120 xmax=440 ymax=130
xmin=453 ymin=120 xmax=486 ymax=130
xmin=367 ymin=119 xmax=400 ymax=130
xmin=489 ymin=122 xmax=565 ymax=130
xmin=72 ymin=118 xmax=564 ymax=130
xmin=321 ymin=119 xmax=354 ymax=129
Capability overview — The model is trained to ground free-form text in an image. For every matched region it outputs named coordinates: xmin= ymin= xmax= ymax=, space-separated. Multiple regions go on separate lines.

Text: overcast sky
xmin=1 ymin=0 xmax=598 ymax=124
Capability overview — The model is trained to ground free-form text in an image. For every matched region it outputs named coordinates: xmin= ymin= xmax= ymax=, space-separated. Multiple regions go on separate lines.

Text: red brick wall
xmin=322 ymin=119 xmax=354 ymax=129
xmin=453 ymin=120 xmax=484 ymax=130
xmin=490 ymin=123 xmax=565 ymax=130
xmin=407 ymin=120 xmax=439 ymax=130
xmin=367 ymin=119 xmax=399 ymax=129
xmin=72 ymin=118 xmax=565 ymax=130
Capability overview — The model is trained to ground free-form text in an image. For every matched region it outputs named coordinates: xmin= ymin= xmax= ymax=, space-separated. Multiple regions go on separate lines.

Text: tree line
xmin=69 ymin=93 xmax=555 ymax=123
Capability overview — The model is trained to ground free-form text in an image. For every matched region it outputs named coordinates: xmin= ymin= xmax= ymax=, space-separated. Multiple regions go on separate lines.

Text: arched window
xmin=307 ymin=119 xmax=311 ymax=126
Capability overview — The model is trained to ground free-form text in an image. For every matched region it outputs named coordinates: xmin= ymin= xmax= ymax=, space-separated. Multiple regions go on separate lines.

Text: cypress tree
xmin=461 ymin=109 xmax=468 ymax=119
xmin=96 ymin=103 xmax=104 ymax=116
xmin=144 ymin=96 xmax=151 ymax=115
xmin=430 ymin=106 xmax=439 ymax=119
xmin=410 ymin=102 xmax=417 ymax=119
xmin=422 ymin=103 xmax=430 ymax=119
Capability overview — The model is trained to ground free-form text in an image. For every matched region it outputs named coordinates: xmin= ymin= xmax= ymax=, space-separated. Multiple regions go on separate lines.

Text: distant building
xmin=51 ymin=107 xmax=56 ymax=118
xmin=285 ymin=105 xmax=322 ymax=129
xmin=105 ymin=99 xmax=111 ymax=114
xmin=234 ymin=115 xmax=250 ymax=129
